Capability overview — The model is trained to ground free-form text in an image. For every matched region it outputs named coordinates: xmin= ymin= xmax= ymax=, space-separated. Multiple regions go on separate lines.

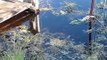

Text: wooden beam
xmin=0 ymin=8 xmax=39 ymax=33
xmin=30 ymin=0 xmax=40 ymax=34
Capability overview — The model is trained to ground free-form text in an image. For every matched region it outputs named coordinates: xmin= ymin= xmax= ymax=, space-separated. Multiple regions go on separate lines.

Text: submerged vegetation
xmin=40 ymin=0 xmax=76 ymax=15
xmin=0 ymin=0 xmax=107 ymax=60
xmin=0 ymin=25 xmax=107 ymax=60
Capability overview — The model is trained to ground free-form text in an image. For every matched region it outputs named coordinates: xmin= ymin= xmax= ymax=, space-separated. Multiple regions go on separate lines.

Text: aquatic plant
xmin=96 ymin=0 xmax=107 ymax=9
xmin=40 ymin=0 xmax=76 ymax=15
xmin=0 ymin=0 xmax=107 ymax=60
xmin=0 ymin=25 xmax=106 ymax=60
xmin=1 ymin=48 xmax=25 ymax=60
xmin=62 ymin=0 xmax=107 ymax=59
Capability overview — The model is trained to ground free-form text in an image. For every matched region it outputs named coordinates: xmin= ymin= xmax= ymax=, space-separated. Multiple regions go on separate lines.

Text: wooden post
xmin=30 ymin=0 xmax=40 ymax=34
xmin=89 ymin=0 xmax=94 ymax=55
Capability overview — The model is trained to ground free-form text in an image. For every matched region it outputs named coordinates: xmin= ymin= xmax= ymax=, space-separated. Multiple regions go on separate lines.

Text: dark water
xmin=40 ymin=0 xmax=100 ymax=43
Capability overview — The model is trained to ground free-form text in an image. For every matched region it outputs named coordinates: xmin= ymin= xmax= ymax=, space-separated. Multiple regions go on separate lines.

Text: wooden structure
xmin=88 ymin=0 xmax=94 ymax=55
xmin=0 ymin=0 xmax=40 ymax=34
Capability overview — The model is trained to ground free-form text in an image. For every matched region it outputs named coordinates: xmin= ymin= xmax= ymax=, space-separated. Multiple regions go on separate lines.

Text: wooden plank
xmin=0 ymin=8 xmax=39 ymax=33
xmin=0 ymin=0 xmax=40 ymax=34
xmin=0 ymin=1 xmax=33 ymax=23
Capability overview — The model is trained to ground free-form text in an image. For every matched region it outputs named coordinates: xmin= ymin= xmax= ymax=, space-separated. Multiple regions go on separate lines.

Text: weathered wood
xmin=0 ymin=8 xmax=39 ymax=32
xmin=30 ymin=9 xmax=40 ymax=34
xmin=0 ymin=1 xmax=33 ymax=23
xmin=36 ymin=0 xmax=40 ymax=33
xmin=0 ymin=0 xmax=40 ymax=34
xmin=30 ymin=0 xmax=40 ymax=34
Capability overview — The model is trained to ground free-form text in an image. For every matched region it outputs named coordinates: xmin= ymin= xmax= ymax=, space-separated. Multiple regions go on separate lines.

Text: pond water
xmin=40 ymin=0 xmax=95 ymax=43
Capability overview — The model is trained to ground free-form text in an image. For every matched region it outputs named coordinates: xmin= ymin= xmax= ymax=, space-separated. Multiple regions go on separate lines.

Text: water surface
xmin=40 ymin=0 xmax=100 ymax=43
